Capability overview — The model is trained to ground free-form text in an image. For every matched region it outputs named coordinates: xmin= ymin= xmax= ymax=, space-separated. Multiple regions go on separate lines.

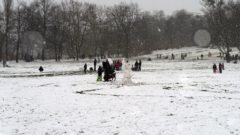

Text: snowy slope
xmin=0 ymin=47 xmax=240 ymax=135
xmin=138 ymin=47 xmax=239 ymax=61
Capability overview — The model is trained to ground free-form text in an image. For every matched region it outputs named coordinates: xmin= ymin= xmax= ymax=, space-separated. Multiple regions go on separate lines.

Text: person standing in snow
xmin=139 ymin=60 xmax=142 ymax=71
xmin=171 ymin=53 xmax=175 ymax=60
xmin=94 ymin=58 xmax=97 ymax=71
xmin=134 ymin=60 xmax=139 ymax=71
xmin=213 ymin=64 xmax=217 ymax=73
xmin=97 ymin=66 xmax=103 ymax=82
xmin=222 ymin=63 xmax=225 ymax=70
xmin=201 ymin=54 xmax=204 ymax=60
xmin=104 ymin=60 xmax=111 ymax=81
xmin=219 ymin=63 xmax=222 ymax=74
xmin=84 ymin=64 xmax=87 ymax=74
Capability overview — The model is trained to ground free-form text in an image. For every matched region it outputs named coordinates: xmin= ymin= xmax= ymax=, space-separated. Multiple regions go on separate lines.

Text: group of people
xmin=113 ymin=60 xmax=123 ymax=71
xmin=132 ymin=60 xmax=142 ymax=71
xmin=83 ymin=58 xmax=98 ymax=74
xmin=101 ymin=60 xmax=116 ymax=82
xmin=83 ymin=58 xmax=144 ymax=82
xmin=84 ymin=59 xmax=116 ymax=82
xmin=213 ymin=63 xmax=224 ymax=74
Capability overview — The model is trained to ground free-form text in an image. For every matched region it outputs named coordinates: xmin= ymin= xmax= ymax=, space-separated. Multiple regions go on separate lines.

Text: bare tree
xmin=15 ymin=0 xmax=25 ymax=63
xmin=202 ymin=0 xmax=235 ymax=62
xmin=0 ymin=0 xmax=210 ymax=61
xmin=2 ymin=0 xmax=13 ymax=67
xmin=108 ymin=2 xmax=139 ymax=58
xmin=35 ymin=0 xmax=52 ymax=61
xmin=67 ymin=0 xmax=88 ymax=60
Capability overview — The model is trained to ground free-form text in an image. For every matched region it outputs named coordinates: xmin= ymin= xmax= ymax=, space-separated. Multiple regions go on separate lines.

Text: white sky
xmin=80 ymin=0 xmax=203 ymax=14
xmin=19 ymin=0 xmax=203 ymax=15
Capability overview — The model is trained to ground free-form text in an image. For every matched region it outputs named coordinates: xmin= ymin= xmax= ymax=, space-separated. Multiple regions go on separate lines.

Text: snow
xmin=0 ymin=47 xmax=240 ymax=135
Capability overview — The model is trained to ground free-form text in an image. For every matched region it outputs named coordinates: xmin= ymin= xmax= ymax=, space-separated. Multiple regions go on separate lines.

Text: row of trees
xmin=202 ymin=0 xmax=240 ymax=62
xmin=2 ymin=0 xmax=238 ymax=66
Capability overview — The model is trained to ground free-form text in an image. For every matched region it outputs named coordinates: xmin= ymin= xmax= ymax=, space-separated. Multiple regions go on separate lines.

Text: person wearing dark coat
xmin=139 ymin=60 xmax=142 ymax=71
xmin=219 ymin=63 xmax=222 ymax=74
xmin=201 ymin=54 xmax=204 ymax=60
xmin=213 ymin=64 xmax=217 ymax=73
xmin=84 ymin=64 xmax=87 ymax=74
xmin=94 ymin=59 xmax=97 ymax=71
xmin=171 ymin=53 xmax=175 ymax=60
xmin=97 ymin=66 xmax=103 ymax=82
xmin=222 ymin=63 xmax=225 ymax=70
xmin=134 ymin=61 xmax=139 ymax=71
xmin=104 ymin=60 xmax=111 ymax=81
xmin=39 ymin=66 xmax=44 ymax=72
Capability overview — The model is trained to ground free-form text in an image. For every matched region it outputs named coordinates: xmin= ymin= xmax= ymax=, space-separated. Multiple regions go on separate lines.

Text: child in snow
xmin=97 ymin=66 xmax=103 ymax=82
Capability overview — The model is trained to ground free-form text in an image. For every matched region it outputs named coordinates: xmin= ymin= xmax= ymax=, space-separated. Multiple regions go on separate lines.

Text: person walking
xmin=213 ymin=64 xmax=217 ymax=73
xmin=134 ymin=60 xmax=139 ymax=71
xmin=94 ymin=58 xmax=97 ymax=71
xmin=139 ymin=60 xmax=142 ymax=71
xmin=222 ymin=63 xmax=225 ymax=70
xmin=219 ymin=63 xmax=222 ymax=74
xmin=84 ymin=63 xmax=87 ymax=74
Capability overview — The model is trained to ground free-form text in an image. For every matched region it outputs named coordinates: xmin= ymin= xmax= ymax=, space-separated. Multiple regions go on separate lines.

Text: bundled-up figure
xmin=222 ymin=63 xmax=225 ymax=70
xmin=103 ymin=59 xmax=116 ymax=81
xmin=171 ymin=53 xmax=175 ymax=60
xmin=94 ymin=59 xmax=97 ymax=71
xmin=103 ymin=60 xmax=111 ymax=81
xmin=39 ymin=66 xmax=44 ymax=72
xmin=132 ymin=61 xmax=139 ymax=71
xmin=201 ymin=54 xmax=204 ymax=60
xmin=97 ymin=66 xmax=103 ymax=82
xmin=219 ymin=63 xmax=223 ymax=74
xmin=213 ymin=64 xmax=217 ymax=73
xmin=139 ymin=60 xmax=142 ymax=71
xmin=84 ymin=64 xmax=87 ymax=74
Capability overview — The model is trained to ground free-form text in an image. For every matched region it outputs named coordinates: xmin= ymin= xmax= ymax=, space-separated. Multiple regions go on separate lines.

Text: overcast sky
xmin=20 ymin=0 xmax=203 ymax=15
xmin=79 ymin=0 xmax=203 ymax=14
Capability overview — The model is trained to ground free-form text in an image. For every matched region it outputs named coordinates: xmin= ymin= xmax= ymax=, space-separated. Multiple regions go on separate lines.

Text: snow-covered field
xmin=0 ymin=47 xmax=240 ymax=135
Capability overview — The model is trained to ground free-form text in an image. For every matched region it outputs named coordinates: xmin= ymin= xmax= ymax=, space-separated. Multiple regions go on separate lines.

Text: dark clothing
xmin=219 ymin=63 xmax=222 ymax=74
xmin=171 ymin=54 xmax=175 ymax=60
xmin=39 ymin=66 xmax=44 ymax=72
xmin=84 ymin=64 xmax=87 ymax=74
xmin=103 ymin=60 xmax=115 ymax=81
xmin=97 ymin=66 xmax=103 ymax=82
xmin=213 ymin=64 xmax=217 ymax=73
xmin=94 ymin=59 xmax=97 ymax=71
xmin=97 ymin=66 xmax=103 ymax=76
xmin=139 ymin=60 xmax=142 ymax=71
xmin=135 ymin=61 xmax=139 ymax=70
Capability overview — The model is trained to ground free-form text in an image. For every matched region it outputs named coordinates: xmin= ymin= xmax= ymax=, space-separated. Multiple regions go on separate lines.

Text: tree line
xmin=202 ymin=0 xmax=240 ymax=62
xmin=0 ymin=0 xmax=239 ymax=66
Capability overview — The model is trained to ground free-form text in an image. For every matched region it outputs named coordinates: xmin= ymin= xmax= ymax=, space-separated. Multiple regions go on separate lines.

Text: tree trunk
xmin=16 ymin=9 xmax=21 ymax=63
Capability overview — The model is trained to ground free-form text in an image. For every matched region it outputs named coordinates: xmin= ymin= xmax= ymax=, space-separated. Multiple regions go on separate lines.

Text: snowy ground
xmin=0 ymin=47 xmax=240 ymax=135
